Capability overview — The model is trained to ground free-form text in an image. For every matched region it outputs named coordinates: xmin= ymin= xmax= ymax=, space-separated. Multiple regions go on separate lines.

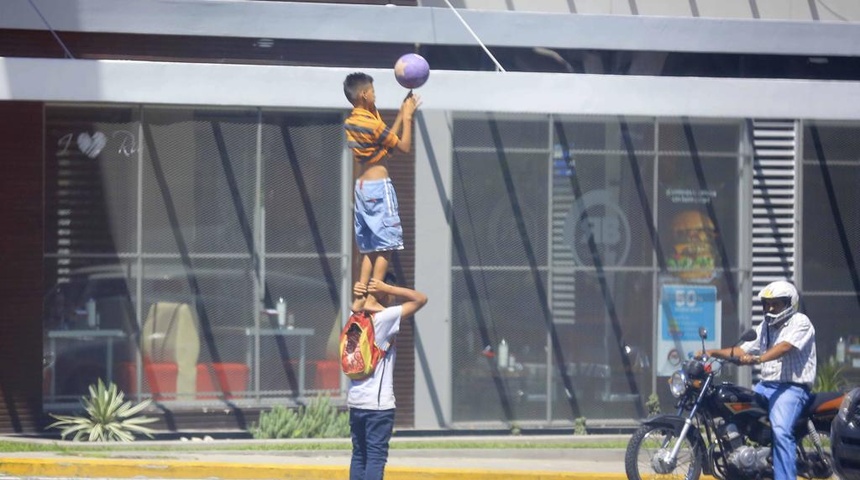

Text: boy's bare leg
xmin=359 ymin=254 xmax=373 ymax=287
xmin=357 ymin=254 xmax=373 ymax=309
xmin=362 ymin=252 xmax=390 ymax=311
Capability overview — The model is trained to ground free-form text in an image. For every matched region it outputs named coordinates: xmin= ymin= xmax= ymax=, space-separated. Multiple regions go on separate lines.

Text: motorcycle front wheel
xmin=625 ymin=423 xmax=704 ymax=480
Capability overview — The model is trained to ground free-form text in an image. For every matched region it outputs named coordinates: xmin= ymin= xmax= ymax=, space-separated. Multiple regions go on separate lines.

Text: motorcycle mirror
xmin=699 ymin=327 xmax=708 ymax=359
xmin=737 ymin=328 xmax=757 ymax=344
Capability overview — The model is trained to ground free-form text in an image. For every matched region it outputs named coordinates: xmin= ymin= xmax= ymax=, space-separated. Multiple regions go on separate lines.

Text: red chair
xmin=314 ymin=360 xmax=340 ymax=390
xmin=116 ymin=302 xmax=201 ymax=401
xmin=196 ymin=363 xmax=249 ymax=399
xmin=116 ymin=361 xmax=178 ymax=400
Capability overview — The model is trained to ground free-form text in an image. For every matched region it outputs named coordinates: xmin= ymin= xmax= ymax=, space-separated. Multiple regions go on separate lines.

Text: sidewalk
xmin=0 ymin=434 xmax=633 ymax=479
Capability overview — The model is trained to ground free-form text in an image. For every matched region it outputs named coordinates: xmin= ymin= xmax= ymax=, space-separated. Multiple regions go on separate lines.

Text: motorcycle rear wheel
xmin=625 ymin=424 xmax=703 ymax=480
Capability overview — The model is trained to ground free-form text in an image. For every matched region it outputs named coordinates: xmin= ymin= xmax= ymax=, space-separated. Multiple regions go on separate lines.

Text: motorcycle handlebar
xmin=723 ymin=356 xmax=742 ymax=366
xmin=691 ymin=355 xmax=742 ymax=370
xmin=695 ymin=347 xmax=749 ymax=367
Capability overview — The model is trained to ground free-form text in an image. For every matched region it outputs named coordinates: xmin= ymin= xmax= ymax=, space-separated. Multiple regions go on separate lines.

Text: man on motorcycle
xmin=701 ymin=280 xmax=816 ymax=480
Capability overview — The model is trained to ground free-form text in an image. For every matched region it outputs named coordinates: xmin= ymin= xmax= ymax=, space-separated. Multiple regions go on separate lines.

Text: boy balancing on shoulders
xmin=343 ymin=72 xmax=421 ymax=312
xmin=348 ymin=275 xmax=427 ymax=480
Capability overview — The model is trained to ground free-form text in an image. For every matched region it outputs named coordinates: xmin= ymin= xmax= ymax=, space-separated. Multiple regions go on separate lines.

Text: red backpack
xmin=339 ymin=310 xmax=386 ymax=380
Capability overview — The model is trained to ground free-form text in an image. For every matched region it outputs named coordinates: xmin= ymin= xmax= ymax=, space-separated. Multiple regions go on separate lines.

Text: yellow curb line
xmin=0 ymin=457 xmax=341 ymax=479
xmin=387 ymin=469 xmax=627 ymax=480
xmin=0 ymin=457 xmax=722 ymax=479
xmin=386 ymin=468 xmax=718 ymax=480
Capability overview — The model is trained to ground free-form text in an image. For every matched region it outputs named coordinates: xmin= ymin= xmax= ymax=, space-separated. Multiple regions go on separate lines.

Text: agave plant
xmin=251 ymin=394 xmax=350 ymax=439
xmin=48 ymin=379 xmax=158 ymax=442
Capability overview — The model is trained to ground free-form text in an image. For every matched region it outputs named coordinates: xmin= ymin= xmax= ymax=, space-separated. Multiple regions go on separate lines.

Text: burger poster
xmin=658 ymin=145 xmax=737 ymax=283
xmin=657 ymin=284 xmax=721 ymax=376
xmin=667 ymin=207 xmax=719 ymax=282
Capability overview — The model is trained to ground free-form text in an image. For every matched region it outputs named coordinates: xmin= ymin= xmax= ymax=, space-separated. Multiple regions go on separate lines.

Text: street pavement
xmin=0 ymin=434 xmax=635 ymax=479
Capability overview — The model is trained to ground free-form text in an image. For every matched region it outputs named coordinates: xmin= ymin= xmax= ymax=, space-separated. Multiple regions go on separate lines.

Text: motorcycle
xmin=625 ymin=327 xmax=844 ymax=480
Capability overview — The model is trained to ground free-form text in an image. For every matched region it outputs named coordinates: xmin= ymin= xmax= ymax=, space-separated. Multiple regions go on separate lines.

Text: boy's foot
xmin=362 ymin=294 xmax=385 ymax=312
xmin=351 ymin=296 xmax=366 ymax=312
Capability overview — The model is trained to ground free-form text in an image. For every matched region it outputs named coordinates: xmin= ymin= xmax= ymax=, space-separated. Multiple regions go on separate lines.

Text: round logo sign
xmin=563 ymin=190 xmax=631 ymax=268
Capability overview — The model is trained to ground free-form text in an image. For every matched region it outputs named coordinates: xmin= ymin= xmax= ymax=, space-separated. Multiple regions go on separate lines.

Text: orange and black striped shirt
xmin=344 ymin=107 xmax=399 ymax=164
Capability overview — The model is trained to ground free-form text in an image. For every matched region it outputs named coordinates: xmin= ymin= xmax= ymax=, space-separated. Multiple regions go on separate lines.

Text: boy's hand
xmin=353 ymin=281 xmax=368 ymax=298
xmin=367 ymin=278 xmax=391 ymax=295
xmin=401 ymin=93 xmax=421 ymax=119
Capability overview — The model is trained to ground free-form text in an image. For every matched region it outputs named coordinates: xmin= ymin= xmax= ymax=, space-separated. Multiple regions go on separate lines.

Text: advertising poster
xmin=657 ymin=284 xmax=721 ymax=376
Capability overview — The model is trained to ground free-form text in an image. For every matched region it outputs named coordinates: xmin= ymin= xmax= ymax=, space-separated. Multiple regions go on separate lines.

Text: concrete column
xmin=413 ymin=110 xmax=454 ymax=429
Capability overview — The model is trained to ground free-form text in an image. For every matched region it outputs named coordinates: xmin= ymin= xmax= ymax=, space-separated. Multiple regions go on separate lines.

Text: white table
xmin=225 ymin=327 xmax=316 ymax=398
xmin=47 ymin=329 xmax=127 ymax=399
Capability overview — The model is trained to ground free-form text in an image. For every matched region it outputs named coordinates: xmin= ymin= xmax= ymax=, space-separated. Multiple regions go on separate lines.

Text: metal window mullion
xmin=545 ymin=114 xmax=554 ymax=423
xmin=136 ymin=106 xmax=145 ymax=401
xmin=794 ymin=119 xmax=803 ymax=292
xmin=651 ymin=118 xmax=660 ymax=398
xmin=738 ymin=119 xmax=754 ymax=388
xmin=253 ymin=108 xmax=263 ymax=403
xmin=739 ymin=119 xmax=754 ymax=326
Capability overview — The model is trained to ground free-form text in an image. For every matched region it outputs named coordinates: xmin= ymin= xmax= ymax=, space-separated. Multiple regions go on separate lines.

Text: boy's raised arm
xmin=394 ymin=93 xmax=420 ymax=154
xmin=367 ymin=278 xmax=427 ymax=317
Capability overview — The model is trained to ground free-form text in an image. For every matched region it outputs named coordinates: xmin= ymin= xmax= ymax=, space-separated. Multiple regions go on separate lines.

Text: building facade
xmin=1 ymin=0 xmax=859 ymax=433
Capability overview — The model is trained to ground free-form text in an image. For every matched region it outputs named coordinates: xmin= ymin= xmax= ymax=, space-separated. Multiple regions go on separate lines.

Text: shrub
xmin=574 ymin=417 xmax=587 ymax=435
xmin=47 ymin=379 xmax=157 ymax=442
xmin=646 ymin=393 xmax=662 ymax=416
xmin=252 ymin=394 xmax=350 ymax=439
xmin=815 ymin=355 xmax=846 ymax=393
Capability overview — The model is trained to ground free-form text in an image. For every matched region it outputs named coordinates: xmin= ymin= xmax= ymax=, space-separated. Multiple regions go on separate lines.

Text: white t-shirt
xmin=347 ymin=305 xmax=402 ymax=410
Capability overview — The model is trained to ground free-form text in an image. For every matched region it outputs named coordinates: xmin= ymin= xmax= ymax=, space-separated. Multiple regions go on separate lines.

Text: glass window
xmin=802 ymin=122 xmax=860 ymax=293
xmin=450 ymin=115 xmax=745 ymax=426
xmin=43 ymin=106 xmax=345 ymax=406
xmin=450 ymin=114 xmax=549 ymax=423
xmin=801 ymin=121 xmax=860 ymax=363
xmin=141 ymin=108 xmax=258 ymax=255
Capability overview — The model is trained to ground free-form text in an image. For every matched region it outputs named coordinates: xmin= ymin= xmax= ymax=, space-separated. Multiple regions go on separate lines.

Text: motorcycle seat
xmin=806 ymin=391 xmax=844 ymax=415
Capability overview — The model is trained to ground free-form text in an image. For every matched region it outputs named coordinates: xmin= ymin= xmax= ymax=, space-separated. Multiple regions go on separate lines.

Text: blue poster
xmin=656 ymin=284 xmax=720 ymax=376
xmin=660 ymin=285 xmax=717 ymax=341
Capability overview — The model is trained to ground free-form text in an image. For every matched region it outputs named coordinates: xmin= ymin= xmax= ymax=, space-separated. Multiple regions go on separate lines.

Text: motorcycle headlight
xmin=669 ymin=370 xmax=688 ymax=398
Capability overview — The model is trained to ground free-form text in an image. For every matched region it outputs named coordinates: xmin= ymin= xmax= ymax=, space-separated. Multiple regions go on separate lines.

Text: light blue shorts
xmin=354 ymin=178 xmax=404 ymax=254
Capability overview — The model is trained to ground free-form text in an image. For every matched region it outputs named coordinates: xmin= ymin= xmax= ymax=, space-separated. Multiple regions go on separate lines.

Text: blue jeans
xmin=350 ymin=408 xmax=395 ymax=480
xmin=754 ymin=381 xmax=811 ymax=480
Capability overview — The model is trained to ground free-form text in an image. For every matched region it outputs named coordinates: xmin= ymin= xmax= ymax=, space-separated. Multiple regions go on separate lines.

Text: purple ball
xmin=394 ymin=53 xmax=430 ymax=89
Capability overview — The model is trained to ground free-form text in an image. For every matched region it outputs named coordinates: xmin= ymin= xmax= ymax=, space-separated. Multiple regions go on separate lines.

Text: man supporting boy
xmin=348 ymin=276 xmax=428 ymax=480
xmin=343 ymin=72 xmax=420 ymax=311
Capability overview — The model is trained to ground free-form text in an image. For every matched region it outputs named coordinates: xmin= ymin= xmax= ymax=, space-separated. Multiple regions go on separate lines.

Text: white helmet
xmin=758 ymin=280 xmax=799 ymax=327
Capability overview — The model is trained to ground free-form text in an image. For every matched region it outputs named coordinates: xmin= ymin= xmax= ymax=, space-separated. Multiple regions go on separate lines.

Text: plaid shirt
xmin=740 ymin=312 xmax=817 ymax=387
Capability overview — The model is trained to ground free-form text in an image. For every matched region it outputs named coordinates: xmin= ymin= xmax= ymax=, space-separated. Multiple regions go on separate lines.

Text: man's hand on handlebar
xmin=739 ymin=354 xmax=761 ymax=365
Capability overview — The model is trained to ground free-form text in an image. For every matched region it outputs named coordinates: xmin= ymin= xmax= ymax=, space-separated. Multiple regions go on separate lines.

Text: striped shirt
xmin=344 ymin=107 xmax=399 ymax=165
xmin=740 ymin=312 xmax=817 ymax=387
